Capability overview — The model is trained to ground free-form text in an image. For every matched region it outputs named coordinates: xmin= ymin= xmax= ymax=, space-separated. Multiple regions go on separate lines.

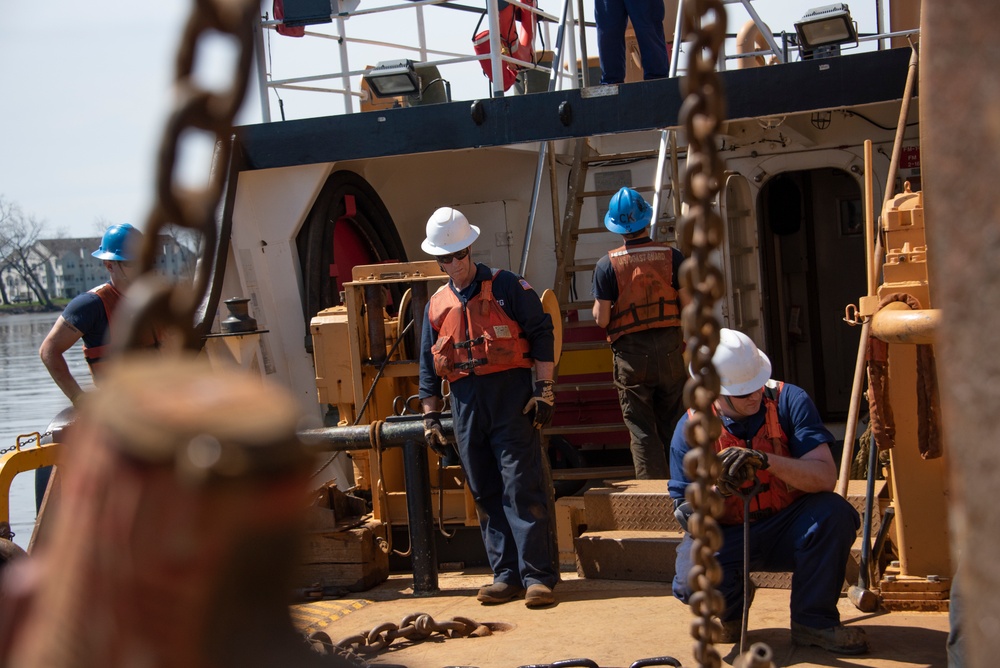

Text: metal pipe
xmin=870 ymin=303 xmax=941 ymax=345
xmin=403 ymin=438 xmax=439 ymax=594
xmin=487 ymin=0 xmax=505 ymax=97
xmin=299 ymin=419 xmax=454 ymax=452
xmin=669 ymin=2 xmax=684 ymax=78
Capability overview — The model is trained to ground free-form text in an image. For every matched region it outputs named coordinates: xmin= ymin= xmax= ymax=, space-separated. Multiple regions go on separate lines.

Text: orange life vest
xmin=606 ymin=243 xmax=681 ymax=343
xmin=709 ymin=381 xmax=804 ymax=525
xmin=428 ymin=270 xmax=533 ymax=383
xmin=82 ymin=283 xmax=160 ymax=379
xmin=472 ymin=0 xmax=536 ymax=91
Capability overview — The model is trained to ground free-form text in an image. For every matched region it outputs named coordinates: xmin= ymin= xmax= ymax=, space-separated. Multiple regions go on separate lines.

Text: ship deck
xmin=292 ymin=568 xmax=949 ymax=667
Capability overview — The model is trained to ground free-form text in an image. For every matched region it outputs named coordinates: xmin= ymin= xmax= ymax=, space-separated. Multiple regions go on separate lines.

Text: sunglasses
xmin=731 ymin=388 xmax=762 ymax=400
xmin=435 ymin=247 xmax=470 ymax=264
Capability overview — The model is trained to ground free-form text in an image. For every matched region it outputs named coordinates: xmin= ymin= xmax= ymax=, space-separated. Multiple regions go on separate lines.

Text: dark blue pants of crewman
xmin=672 ymin=492 xmax=860 ymax=628
xmin=449 ymin=367 xmax=558 ymax=590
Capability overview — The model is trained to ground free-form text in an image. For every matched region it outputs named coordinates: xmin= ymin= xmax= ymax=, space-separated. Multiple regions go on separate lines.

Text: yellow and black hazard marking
xmin=289 ymin=599 xmax=372 ymax=636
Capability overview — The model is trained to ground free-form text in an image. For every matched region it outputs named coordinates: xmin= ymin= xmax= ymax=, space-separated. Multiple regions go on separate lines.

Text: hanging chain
xmin=677 ymin=1 xmax=728 ymax=667
xmin=116 ymin=0 xmax=259 ymax=352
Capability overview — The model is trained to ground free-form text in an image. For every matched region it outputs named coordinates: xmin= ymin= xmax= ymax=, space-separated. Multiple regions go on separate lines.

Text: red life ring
xmin=472 ymin=0 xmax=537 ymax=91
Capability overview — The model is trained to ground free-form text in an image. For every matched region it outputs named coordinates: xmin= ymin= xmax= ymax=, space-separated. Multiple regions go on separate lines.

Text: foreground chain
xmin=116 ymin=0 xmax=259 ymax=352
xmin=676 ymin=1 xmax=731 ymax=667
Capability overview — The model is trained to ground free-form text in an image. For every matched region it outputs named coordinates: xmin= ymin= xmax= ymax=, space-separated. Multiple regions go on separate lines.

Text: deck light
xmin=363 ymin=60 xmax=421 ymax=98
xmin=794 ymin=4 xmax=858 ymax=51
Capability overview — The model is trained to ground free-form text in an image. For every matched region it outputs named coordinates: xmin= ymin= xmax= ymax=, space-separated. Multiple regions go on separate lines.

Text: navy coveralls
xmin=419 ymin=264 xmax=558 ymax=589
xmin=668 ymin=383 xmax=861 ymax=628
xmin=594 ymin=0 xmax=670 ymax=84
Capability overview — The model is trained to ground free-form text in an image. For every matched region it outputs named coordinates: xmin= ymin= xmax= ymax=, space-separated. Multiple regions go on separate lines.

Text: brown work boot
xmin=524 ymin=583 xmax=555 ymax=608
xmin=719 ymin=619 xmax=742 ymax=643
xmin=476 ymin=582 xmax=524 ymax=604
xmin=791 ymin=622 xmax=870 ymax=655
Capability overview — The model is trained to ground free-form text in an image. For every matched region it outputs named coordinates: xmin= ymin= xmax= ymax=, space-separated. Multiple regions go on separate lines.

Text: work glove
xmin=422 ymin=411 xmax=449 ymax=457
xmin=716 ymin=446 xmax=769 ymax=496
xmin=522 ymin=379 xmax=555 ymax=429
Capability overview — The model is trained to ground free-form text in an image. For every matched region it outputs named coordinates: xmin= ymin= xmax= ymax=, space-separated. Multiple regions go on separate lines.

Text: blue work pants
xmin=450 ymin=368 xmax=558 ymax=589
xmin=612 ymin=326 xmax=686 ymax=479
xmin=595 ymin=0 xmax=670 ymax=84
xmin=673 ymin=492 xmax=860 ymax=628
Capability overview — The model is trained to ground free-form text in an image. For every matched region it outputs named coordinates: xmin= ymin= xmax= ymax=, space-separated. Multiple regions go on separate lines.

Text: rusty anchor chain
xmin=115 ymin=0 xmax=259 ymax=354
xmin=315 ymin=613 xmax=491 ymax=656
xmin=676 ymin=1 xmax=731 ymax=667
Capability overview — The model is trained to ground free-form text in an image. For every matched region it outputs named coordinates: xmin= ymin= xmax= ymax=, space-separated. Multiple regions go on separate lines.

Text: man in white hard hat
xmin=418 ymin=206 xmax=559 ymax=608
xmin=592 ymin=187 xmax=689 ymax=479
xmin=668 ymin=328 xmax=869 ymax=654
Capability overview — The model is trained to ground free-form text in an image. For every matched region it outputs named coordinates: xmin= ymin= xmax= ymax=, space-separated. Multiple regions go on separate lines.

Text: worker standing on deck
xmin=594 ymin=0 xmax=670 ymax=84
xmin=669 ymin=328 xmax=869 ymax=654
xmin=40 ymin=223 xmax=147 ymax=404
xmin=418 ymin=207 xmax=559 ymax=608
xmin=37 ymin=223 xmax=151 ymax=509
xmin=592 ymin=187 xmax=688 ymax=479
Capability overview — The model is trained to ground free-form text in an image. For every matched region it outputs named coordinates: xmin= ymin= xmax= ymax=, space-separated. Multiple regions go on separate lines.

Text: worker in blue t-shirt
xmin=39 ymin=223 xmax=145 ymax=406
xmin=592 ymin=187 xmax=688 ymax=479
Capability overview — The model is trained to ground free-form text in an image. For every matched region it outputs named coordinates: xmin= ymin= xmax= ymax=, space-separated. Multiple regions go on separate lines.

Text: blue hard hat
xmin=604 ymin=187 xmax=652 ymax=234
xmin=92 ymin=223 xmax=143 ymax=261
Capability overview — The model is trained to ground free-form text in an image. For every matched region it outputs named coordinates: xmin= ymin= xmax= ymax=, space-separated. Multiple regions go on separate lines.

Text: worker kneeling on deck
xmin=668 ymin=329 xmax=869 ymax=655
xmin=418 ymin=207 xmax=559 ymax=608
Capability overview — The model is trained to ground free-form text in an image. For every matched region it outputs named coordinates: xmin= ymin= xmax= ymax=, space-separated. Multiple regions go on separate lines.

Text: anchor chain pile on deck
xmin=313 ymin=613 xmax=491 ymax=655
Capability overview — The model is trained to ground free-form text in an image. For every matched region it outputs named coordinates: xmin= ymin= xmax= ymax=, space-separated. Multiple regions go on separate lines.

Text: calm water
xmin=0 ymin=312 xmax=91 ymax=549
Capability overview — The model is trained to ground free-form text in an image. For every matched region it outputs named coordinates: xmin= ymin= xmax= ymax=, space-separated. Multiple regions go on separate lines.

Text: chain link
xmin=325 ymin=613 xmax=490 ymax=656
xmin=116 ymin=0 xmax=259 ymax=353
xmin=1 ymin=430 xmax=55 ymax=456
xmin=677 ymin=1 xmax=729 ymax=667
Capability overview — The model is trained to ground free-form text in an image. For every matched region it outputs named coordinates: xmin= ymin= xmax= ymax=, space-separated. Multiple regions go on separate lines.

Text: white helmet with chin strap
xmin=421 ymin=207 xmax=480 ymax=255
xmin=712 ymin=328 xmax=772 ymax=396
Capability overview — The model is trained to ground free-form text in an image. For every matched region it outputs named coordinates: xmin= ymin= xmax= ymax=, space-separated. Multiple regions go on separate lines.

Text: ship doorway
xmin=757 ymin=168 xmax=866 ymax=420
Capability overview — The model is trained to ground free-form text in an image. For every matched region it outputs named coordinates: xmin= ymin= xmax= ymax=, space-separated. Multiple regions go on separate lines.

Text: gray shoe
xmin=525 ymin=583 xmax=555 ymax=608
xmin=476 ymin=581 xmax=524 ymax=604
xmin=791 ymin=622 xmax=870 ymax=655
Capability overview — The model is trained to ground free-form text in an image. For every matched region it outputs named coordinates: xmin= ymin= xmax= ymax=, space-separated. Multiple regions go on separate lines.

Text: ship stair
xmin=557 ymin=478 xmax=891 ymax=591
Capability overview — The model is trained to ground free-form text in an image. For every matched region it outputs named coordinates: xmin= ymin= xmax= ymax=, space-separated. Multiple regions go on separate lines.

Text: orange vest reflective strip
xmin=428 ymin=271 xmax=533 ymax=383
xmin=606 ymin=243 xmax=681 ymax=343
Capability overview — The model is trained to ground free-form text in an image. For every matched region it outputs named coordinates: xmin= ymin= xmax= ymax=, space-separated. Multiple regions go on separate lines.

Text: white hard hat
xmin=710 ymin=328 xmax=772 ymax=396
xmin=421 ymin=207 xmax=480 ymax=255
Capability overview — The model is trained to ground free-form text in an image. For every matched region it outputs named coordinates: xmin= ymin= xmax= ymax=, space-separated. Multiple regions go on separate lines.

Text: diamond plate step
xmin=583 ymin=479 xmax=680 ymax=532
xmin=574 ymin=530 xmax=684 ymax=582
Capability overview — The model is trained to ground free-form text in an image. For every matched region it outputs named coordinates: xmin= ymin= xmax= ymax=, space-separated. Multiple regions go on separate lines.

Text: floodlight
xmin=794 ymin=4 xmax=858 ymax=51
xmin=363 ymin=60 xmax=420 ymax=98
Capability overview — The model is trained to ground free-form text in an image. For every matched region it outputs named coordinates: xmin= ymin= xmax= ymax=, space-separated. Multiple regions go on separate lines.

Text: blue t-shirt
xmin=592 ymin=237 xmax=685 ymax=302
xmin=667 ymin=382 xmax=835 ymax=503
xmin=418 ymin=264 xmax=554 ymax=399
xmin=61 ymin=287 xmax=111 ymax=349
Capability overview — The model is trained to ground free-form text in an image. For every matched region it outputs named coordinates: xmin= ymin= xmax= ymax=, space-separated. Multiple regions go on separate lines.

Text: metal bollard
xmin=1 ymin=355 xmax=356 ymax=668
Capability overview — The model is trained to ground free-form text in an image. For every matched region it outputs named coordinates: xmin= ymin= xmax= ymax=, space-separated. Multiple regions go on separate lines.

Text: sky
xmin=0 ymin=1 xmax=879 ymax=241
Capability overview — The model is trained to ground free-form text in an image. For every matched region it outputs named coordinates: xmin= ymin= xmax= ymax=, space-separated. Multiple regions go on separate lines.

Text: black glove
xmin=522 ymin=379 xmax=555 ymax=429
xmin=423 ymin=411 xmax=449 ymax=456
xmin=716 ymin=446 xmax=769 ymax=495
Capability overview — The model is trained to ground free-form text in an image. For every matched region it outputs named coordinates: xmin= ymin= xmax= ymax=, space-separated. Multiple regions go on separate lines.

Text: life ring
xmin=472 ymin=0 xmax=537 ymax=91
xmin=735 ymin=19 xmax=777 ymax=69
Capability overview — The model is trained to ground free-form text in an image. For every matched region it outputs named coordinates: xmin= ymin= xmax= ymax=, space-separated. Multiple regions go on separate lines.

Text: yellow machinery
xmin=309 ymin=260 xmax=479 ymax=534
